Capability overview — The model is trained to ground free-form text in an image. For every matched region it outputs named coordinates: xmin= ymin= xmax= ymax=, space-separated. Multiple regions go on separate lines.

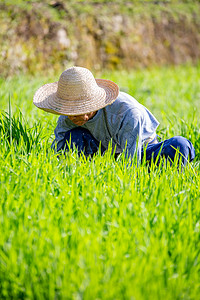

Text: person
xmin=33 ymin=66 xmax=195 ymax=166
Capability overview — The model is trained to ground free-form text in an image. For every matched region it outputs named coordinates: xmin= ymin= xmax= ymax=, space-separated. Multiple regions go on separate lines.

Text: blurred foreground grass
xmin=0 ymin=64 xmax=200 ymax=299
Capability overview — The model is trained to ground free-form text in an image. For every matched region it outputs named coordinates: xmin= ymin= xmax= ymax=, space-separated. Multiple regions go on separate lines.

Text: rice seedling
xmin=0 ymin=64 xmax=199 ymax=299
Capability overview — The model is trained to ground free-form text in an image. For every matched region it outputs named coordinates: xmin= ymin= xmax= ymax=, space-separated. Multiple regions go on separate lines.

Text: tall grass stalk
xmin=0 ymin=64 xmax=199 ymax=299
xmin=0 ymin=110 xmax=45 ymax=155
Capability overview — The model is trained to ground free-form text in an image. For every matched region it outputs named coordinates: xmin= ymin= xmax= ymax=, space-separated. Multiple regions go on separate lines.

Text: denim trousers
xmin=60 ymin=127 xmax=195 ymax=166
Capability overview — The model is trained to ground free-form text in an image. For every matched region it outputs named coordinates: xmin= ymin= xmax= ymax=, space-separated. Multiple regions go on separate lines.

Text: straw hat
xmin=33 ymin=66 xmax=119 ymax=116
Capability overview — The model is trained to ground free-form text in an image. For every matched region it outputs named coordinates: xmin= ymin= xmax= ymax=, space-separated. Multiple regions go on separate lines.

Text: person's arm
xmin=117 ymin=108 xmax=142 ymax=161
xmin=51 ymin=116 xmax=74 ymax=152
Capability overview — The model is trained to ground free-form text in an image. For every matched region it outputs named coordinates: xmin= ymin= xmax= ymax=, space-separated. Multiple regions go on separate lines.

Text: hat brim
xmin=33 ymin=79 xmax=119 ymax=116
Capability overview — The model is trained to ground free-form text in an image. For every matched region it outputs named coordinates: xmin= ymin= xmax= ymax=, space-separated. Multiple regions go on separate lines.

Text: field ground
xmin=1 ymin=1 xmax=200 ymax=76
xmin=0 ymin=64 xmax=200 ymax=299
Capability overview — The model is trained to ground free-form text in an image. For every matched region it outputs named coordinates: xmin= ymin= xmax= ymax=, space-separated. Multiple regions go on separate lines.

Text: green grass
xmin=0 ymin=64 xmax=200 ymax=299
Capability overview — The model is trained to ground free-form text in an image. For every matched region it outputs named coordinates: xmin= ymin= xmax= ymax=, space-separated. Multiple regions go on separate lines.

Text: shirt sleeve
xmin=51 ymin=116 xmax=74 ymax=152
xmin=116 ymin=108 xmax=142 ymax=161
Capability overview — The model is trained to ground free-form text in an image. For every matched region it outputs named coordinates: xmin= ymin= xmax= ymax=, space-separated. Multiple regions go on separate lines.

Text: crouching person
xmin=33 ymin=66 xmax=195 ymax=166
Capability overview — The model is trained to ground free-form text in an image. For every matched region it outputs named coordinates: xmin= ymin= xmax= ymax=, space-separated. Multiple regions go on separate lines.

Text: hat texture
xmin=33 ymin=66 xmax=119 ymax=115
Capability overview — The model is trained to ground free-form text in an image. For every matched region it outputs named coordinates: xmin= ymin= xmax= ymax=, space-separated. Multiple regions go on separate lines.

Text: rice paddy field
xmin=0 ymin=64 xmax=200 ymax=299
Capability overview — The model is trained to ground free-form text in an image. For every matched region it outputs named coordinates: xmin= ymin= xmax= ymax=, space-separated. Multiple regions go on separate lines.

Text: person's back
xmin=53 ymin=91 xmax=159 ymax=158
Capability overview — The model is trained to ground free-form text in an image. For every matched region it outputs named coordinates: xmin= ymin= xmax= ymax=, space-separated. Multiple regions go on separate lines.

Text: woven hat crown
xmin=56 ymin=66 xmax=104 ymax=100
xmin=33 ymin=66 xmax=119 ymax=115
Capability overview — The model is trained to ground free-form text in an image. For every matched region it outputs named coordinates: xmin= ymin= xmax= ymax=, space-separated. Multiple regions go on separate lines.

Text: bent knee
xmin=163 ymin=136 xmax=195 ymax=163
xmin=168 ymin=136 xmax=189 ymax=151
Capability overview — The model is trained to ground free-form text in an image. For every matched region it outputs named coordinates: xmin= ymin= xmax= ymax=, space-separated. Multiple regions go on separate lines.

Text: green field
xmin=0 ymin=64 xmax=200 ymax=299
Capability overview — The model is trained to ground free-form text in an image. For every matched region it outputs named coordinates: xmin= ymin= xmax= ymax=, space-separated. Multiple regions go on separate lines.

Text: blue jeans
xmin=61 ymin=127 xmax=104 ymax=156
xmin=141 ymin=136 xmax=195 ymax=166
xmin=60 ymin=127 xmax=195 ymax=166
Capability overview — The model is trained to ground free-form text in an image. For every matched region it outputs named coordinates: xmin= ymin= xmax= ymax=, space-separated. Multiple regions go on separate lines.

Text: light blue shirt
xmin=52 ymin=92 xmax=159 ymax=159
